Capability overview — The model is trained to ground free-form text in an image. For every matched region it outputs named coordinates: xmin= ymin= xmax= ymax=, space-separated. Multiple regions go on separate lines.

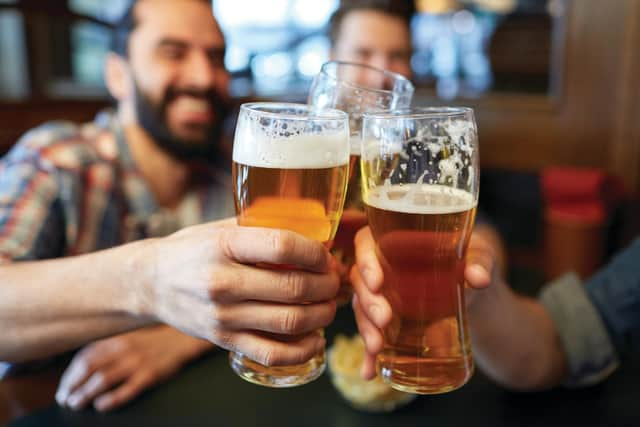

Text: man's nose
xmin=369 ymin=54 xmax=391 ymax=75
xmin=182 ymin=51 xmax=220 ymax=89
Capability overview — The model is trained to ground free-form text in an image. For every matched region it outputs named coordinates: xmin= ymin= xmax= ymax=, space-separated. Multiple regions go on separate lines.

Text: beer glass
xmin=361 ymin=107 xmax=479 ymax=394
xmin=231 ymin=102 xmax=350 ymax=387
xmin=308 ymin=61 xmax=414 ymax=299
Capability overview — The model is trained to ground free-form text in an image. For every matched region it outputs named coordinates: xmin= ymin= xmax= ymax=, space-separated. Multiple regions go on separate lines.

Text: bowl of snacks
xmin=328 ymin=334 xmax=416 ymax=412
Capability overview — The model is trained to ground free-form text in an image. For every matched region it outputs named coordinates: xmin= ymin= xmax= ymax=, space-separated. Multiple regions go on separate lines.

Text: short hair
xmin=109 ymin=0 xmax=210 ymax=57
xmin=109 ymin=1 xmax=138 ymax=57
xmin=328 ymin=0 xmax=415 ymax=47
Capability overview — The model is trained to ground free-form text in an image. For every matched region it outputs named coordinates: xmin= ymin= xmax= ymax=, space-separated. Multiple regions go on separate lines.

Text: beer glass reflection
xmin=308 ymin=61 xmax=414 ymax=301
xmin=231 ymin=102 xmax=349 ymax=387
xmin=361 ymin=107 xmax=479 ymax=394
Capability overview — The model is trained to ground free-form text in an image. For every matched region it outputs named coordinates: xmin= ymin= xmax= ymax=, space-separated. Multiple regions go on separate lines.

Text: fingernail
xmin=469 ymin=264 xmax=490 ymax=283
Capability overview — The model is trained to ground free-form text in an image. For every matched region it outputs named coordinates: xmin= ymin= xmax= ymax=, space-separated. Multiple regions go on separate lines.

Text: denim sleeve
xmin=539 ymin=273 xmax=620 ymax=387
xmin=583 ymin=238 xmax=640 ymax=357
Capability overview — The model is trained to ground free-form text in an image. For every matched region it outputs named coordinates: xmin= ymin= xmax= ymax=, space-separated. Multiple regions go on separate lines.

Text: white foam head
xmin=365 ymin=184 xmax=477 ymax=214
xmin=233 ymin=104 xmax=349 ymax=169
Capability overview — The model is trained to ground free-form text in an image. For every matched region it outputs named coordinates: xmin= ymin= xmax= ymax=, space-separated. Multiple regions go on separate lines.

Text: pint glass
xmin=361 ymin=107 xmax=479 ymax=394
xmin=230 ymin=102 xmax=350 ymax=387
xmin=308 ymin=61 xmax=414 ymax=299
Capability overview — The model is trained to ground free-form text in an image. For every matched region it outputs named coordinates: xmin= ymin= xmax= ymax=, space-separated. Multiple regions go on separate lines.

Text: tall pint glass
xmin=361 ymin=107 xmax=479 ymax=394
xmin=308 ymin=61 xmax=414 ymax=298
xmin=230 ymin=102 xmax=350 ymax=387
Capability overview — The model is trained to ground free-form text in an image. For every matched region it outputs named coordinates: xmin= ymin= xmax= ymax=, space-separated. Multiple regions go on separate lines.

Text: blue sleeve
xmin=584 ymin=237 xmax=640 ymax=357
xmin=539 ymin=273 xmax=619 ymax=387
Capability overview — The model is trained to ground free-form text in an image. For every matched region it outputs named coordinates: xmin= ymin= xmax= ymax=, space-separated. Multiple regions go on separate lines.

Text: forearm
xmin=0 ymin=239 xmax=155 ymax=362
xmin=468 ymin=280 xmax=568 ymax=390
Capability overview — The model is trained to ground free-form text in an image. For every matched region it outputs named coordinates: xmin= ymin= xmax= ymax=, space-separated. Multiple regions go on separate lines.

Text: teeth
xmin=176 ymin=97 xmax=209 ymax=113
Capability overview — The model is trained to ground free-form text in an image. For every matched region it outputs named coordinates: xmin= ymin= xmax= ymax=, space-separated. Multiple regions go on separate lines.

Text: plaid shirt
xmin=0 ymin=110 xmax=235 ymax=264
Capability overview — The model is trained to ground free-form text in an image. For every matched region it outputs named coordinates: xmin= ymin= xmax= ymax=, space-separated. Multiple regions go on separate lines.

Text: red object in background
xmin=541 ymin=166 xmax=623 ymax=280
xmin=541 ymin=166 xmax=608 ymax=204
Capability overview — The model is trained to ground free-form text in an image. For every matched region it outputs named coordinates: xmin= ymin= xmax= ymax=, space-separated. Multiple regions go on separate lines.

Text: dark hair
xmin=109 ymin=0 xmax=211 ymax=57
xmin=328 ymin=0 xmax=415 ymax=46
xmin=109 ymin=1 xmax=138 ymax=57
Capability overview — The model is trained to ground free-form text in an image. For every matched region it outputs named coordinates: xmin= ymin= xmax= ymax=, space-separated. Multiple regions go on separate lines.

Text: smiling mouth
xmin=174 ymin=96 xmax=211 ymax=114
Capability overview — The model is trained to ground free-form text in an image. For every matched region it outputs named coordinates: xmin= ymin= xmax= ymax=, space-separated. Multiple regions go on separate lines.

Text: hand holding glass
xmin=361 ymin=107 xmax=479 ymax=394
xmin=230 ymin=102 xmax=350 ymax=387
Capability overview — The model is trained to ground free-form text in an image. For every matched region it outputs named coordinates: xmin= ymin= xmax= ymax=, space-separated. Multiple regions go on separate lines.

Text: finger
xmin=215 ymin=330 xmax=326 ymax=367
xmin=56 ymin=349 xmax=113 ymax=405
xmin=219 ymin=226 xmax=331 ymax=273
xmin=465 ymin=244 xmax=496 ymax=290
xmin=214 ymin=266 xmax=340 ymax=304
xmin=354 ymin=227 xmax=384 ymax=292
xmin=361 ymin=353 xmax=378 ymax=381
xmin=65 ymin=357 xmax=138 ymax=411
xmin=93 ymin=371 xmax=155 ymax=412
xmin=352 ymin=295 xmax=384 ymax=357
xmin=214 ymin=300 xmax=337 ymax=335
xmin=350 ymin=264 xmax=392 ymax=330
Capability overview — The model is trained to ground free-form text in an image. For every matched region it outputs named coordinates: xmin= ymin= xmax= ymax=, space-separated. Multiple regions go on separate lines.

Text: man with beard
xmin=0 ymin=0 xmax=339 ymax=413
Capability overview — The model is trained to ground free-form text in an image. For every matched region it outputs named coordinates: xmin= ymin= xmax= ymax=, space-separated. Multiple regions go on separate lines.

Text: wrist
xmin=122 ymin=238 xmax=160 ymax=323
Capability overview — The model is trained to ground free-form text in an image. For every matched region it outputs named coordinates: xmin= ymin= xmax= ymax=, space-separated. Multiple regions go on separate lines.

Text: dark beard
xmin=133 ymin=82 xmax=228 ymax=166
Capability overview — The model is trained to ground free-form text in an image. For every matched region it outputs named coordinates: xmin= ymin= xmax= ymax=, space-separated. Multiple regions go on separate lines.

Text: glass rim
xmin=318 ymin=60 xmax=414 ymax=96
xmin=363 ymin=107 xmax=474 ymax=120
xmin=240 ymin=102 xmax=348 ymax=122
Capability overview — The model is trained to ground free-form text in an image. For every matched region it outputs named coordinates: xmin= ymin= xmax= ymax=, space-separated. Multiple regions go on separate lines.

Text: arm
xmin=0 ymin=220 xmax=339 ymax=367
xmin=0 ymin=241 xmax=153 ymax=363
xmin=351 ymin=227 xmax=569 ymax=390
xmin=465 ymin=276 xmax=568 ymax=390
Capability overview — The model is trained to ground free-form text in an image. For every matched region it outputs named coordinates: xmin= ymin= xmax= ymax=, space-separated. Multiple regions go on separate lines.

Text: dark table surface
xmin=2 ymin=267 xmax=640 ymax=427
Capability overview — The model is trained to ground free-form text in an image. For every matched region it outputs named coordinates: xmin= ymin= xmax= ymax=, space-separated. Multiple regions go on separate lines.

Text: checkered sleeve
xmin=0 ymin=151 xmax=66 ymax=263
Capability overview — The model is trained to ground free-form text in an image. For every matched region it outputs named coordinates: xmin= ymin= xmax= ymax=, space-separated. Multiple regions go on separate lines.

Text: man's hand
xmin=350 ymin=227 xmax=497 ymax=379
xmin=55 ymin=326 xmax=211 ymax=412
xmin=134 ymin=220 xmax=340 ymax=368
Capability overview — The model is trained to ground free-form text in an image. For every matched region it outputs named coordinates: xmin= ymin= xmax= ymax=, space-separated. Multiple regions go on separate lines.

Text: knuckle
xmin=271 ymin=231 xmax=295 ymax=261
xmin=277 ymin=308 xmax=304 ymax=334
xmin=283 ymin=271 xmax=307 ymax=302
xmin=208 ymin=271 xmax=234 ymax=302
xmin=211 ymin=307 xmax=231 ymax=328
xmin=216 ymin=227 xmax=240 ymax=260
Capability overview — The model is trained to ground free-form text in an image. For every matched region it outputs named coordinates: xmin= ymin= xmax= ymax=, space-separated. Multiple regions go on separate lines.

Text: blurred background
xmin=0 ymin=0 xmax=638 ymax=279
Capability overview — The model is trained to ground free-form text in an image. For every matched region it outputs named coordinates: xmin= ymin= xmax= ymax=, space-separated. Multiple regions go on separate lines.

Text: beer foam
xmin=233 ymin=132 xmax=349 ymax=169
xmin=365 ymin=184 xmax=476 ymax=214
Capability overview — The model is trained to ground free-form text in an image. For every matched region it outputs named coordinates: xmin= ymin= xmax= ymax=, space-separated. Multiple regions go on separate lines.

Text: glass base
xmin=378 ymin=356 xmax=474 ymax=395
xmin=229 ymin=350 xmax=325 ymax=388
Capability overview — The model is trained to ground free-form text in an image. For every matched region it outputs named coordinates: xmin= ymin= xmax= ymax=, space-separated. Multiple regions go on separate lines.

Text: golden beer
xmin=333 ymin=154 xmax=368 ymax=290
xmin=365 ymin=184 xmax=476 ymax=394
xmin=233 ymin=163 xmax=349 ymax=244
xmin=307 ymin=61 xmax=414 ymax=303
xmin=230 ymin=102 xmax=349 ymax=387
